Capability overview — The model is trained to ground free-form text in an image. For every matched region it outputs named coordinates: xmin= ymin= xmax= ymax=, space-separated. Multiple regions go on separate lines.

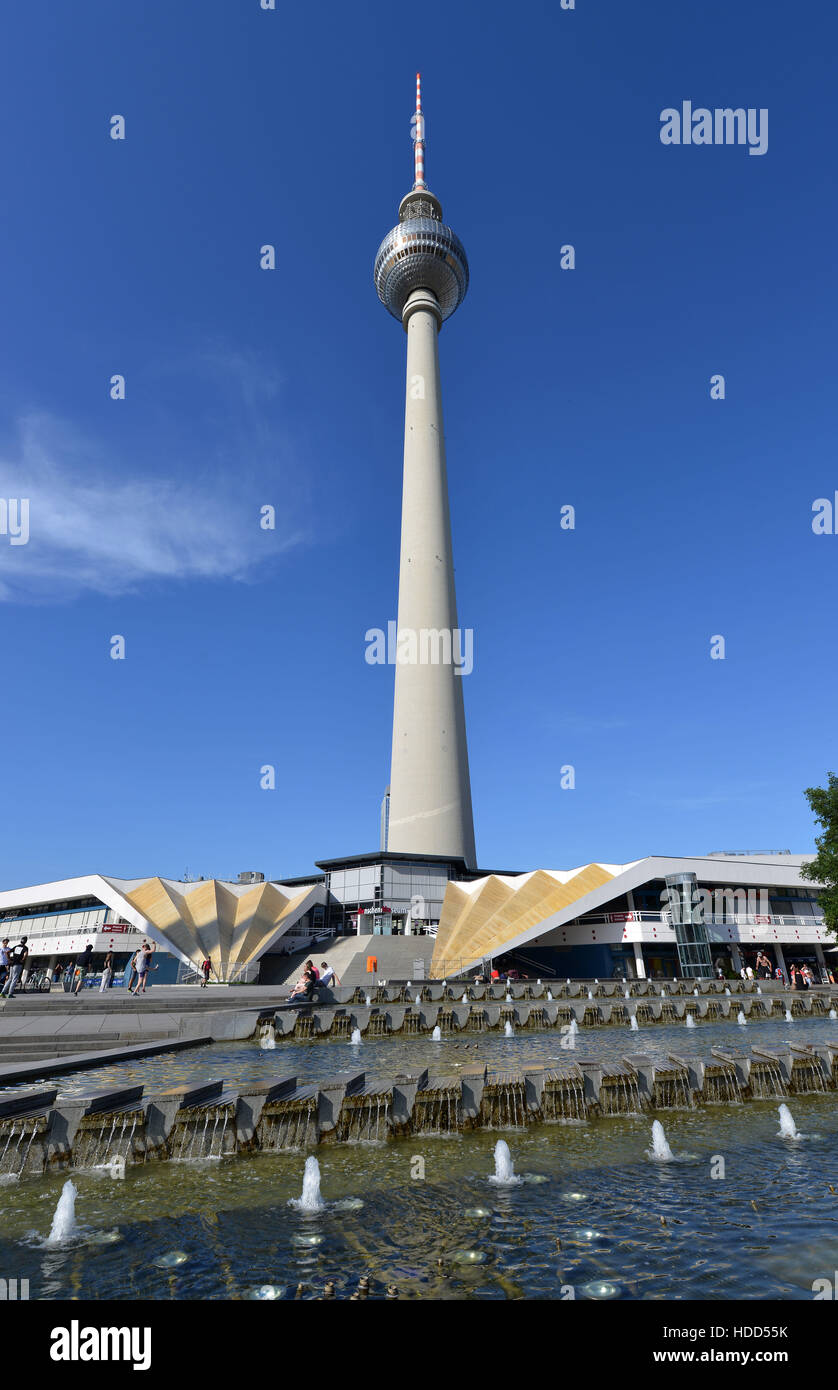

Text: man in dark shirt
xmin=1 ymin=937 xmax=29 ymax=998
xmin=73 ymin=942 xmax=94 ymax=995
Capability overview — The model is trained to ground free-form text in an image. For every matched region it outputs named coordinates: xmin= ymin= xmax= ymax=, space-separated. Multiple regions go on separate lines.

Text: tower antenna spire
xmin=411 ymin=72 xmax=426 ymax=190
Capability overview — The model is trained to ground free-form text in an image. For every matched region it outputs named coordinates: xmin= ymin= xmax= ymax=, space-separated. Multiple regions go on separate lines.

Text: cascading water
xmin=737 ymin=1011 xmax=747 ymax=1025
xmin=504 ymin=1020 xmax=514 ymax=1038
xmin=629 ymin=1015 xmax=639 ymax=1031
xmin=259 ymin=1021 xmax=276 ymax=1051
xmin=547 ymin=990 xmax=553 ymax=1001
xmin=830 ymin=1009 xmax=837 ymax=1020
xmin=350 ymin=1029 xmax=362 ymax=1045
xmin=649 ymin=1120 xmax=674 ymax=1162
xmin=432 ymin=1025 xmax=442 ymax=1041
xmin=685 ymin=1014 xmax=696 ymax=1028
xmin=785 ymin=1010 xmax=793 ymax=1023
xmin=461 ymin=994 xmax=468 ymax=1003
xmin=290 ymin=1155 xmax=325 ymax=1211
xmin=777 ymin=1104 xmax=800 ymax=1140
xmin=47 ymin=1180 xmax=78 ymax=1245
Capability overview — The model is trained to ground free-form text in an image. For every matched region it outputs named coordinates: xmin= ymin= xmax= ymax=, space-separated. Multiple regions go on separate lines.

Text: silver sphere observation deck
xmin=374 ymin=189 xmax=469 ymax=324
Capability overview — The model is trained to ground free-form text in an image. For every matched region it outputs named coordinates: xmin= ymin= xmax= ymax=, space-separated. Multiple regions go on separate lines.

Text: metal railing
xmin=578 ymin=911 xmax=825 ymax=929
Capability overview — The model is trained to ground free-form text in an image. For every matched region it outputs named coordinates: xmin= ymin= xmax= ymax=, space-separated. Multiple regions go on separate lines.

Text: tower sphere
xmin=374 ymin=188 xmax=469 ymax=324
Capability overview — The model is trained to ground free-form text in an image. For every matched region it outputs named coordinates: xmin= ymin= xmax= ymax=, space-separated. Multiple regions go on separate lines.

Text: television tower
xmin=374 ymin=75 xmax=476 ymax=868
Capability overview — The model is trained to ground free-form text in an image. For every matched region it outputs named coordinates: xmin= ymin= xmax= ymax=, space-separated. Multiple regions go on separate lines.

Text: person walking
xmin=126 ymin=950 xmax=139 ymax=993
xmin=100 ymin=949 xmax=114 ymax=992
xmin=200 ymin=958 xmax=211 ymax=988
xmin=130 ymin=941 xmax=155 ymax=995
xmin=1 ymin=937 xmax=29 ymax=999
xmin=73 ymin=942 xmax=94 ymax=995
xmin=0 ymin=939 xmax=9 ymax=991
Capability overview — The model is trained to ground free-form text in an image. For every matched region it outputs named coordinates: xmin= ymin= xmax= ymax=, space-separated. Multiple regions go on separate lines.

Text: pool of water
xmin=4 ymin=1013 xmax=836 ymax=1098
xmin=2 ymin=1015 xmax=837 ymax=1299
xmin=4 ymin=1094 xmax=838 ymax=1300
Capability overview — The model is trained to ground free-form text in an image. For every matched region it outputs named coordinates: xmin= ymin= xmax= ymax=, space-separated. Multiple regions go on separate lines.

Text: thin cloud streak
xmin=0 ymin=412 xmax=307 ymax=603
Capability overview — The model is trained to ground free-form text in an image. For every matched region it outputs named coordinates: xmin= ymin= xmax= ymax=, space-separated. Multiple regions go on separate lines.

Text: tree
xmin=800 ymin=772 xmax=838 ymax=938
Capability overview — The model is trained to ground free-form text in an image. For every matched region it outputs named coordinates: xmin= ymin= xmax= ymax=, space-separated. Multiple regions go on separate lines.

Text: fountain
xmin=693 ymin=989 xmax=699 ymax=997
xmin=587 ymin=990 xmax=593 ymax=1001
xmin=737 ymin=1011 xmax=747 ymax=1025
xmin=541 ymin=1069 xmax=586 ymax=1121
xmin=47 ymin=1180 xmax=78 ymax=1245
xmin=830 ymin=1009 xmax=837 ymax=1021
xmin=461 ymin=994 xmax=468 ymax=1004
xmin=415 ymin=995 xmax=421 ymax=1006
xmin=350 ymin=1029 xmax=362 ymax=1045
xmin=685 ymin=1014 xmax=696 ymax=1028
xmin=725 ymin=987 xmax=731 ymax=996
xmin=432 ymin=1025 xmax=442 ymax=1041
xmin=777 ymin=1104 xmax=800 ymax=1140
xmin=365 ymin=995 xmax=371 ymax=1007
xmin=547 ymin=990 xmax=553 ymax=1001
xmin=414 ymin=1082 xmax=460 ymax=1133
xmin=599 ymin=1068 xmax=641 ymax=1115
xmin=290 ymin=1155 xmax=325 ymax=1211
xmin=785 ymin=1010 xmax=793 ymax=1023
xmin=339 ymin=1089 xmax=390 ymax=1143
xmin=259 ymin=1094 xmax=317 ymax=1151
xmin=488 ymin=1138 xmax=521 ymax=1185
xmin=504 ymin=1020 xmax=514 ymax=1038
xmin=649 ymin=1120 xmax=674 ymax=1162
xmin=629 ymin=1015 xmax=639 ymax=1031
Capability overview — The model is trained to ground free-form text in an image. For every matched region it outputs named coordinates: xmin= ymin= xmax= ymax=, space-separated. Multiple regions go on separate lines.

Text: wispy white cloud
xmin=0 ymin=409 xmax=307 ymax=603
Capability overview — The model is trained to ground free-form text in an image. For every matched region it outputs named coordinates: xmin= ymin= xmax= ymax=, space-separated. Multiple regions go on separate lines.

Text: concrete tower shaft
xmin=388 ymin=287 xmax=476 ymax=865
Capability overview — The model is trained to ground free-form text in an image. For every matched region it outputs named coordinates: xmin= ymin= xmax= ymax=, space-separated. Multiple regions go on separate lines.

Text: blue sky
xmin=1 ymin=0 xmax=835 ymax=886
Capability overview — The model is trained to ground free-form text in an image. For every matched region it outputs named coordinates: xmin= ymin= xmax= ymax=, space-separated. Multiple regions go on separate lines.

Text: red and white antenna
xmin=410 ymin=72 xmax=426 ymax=190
